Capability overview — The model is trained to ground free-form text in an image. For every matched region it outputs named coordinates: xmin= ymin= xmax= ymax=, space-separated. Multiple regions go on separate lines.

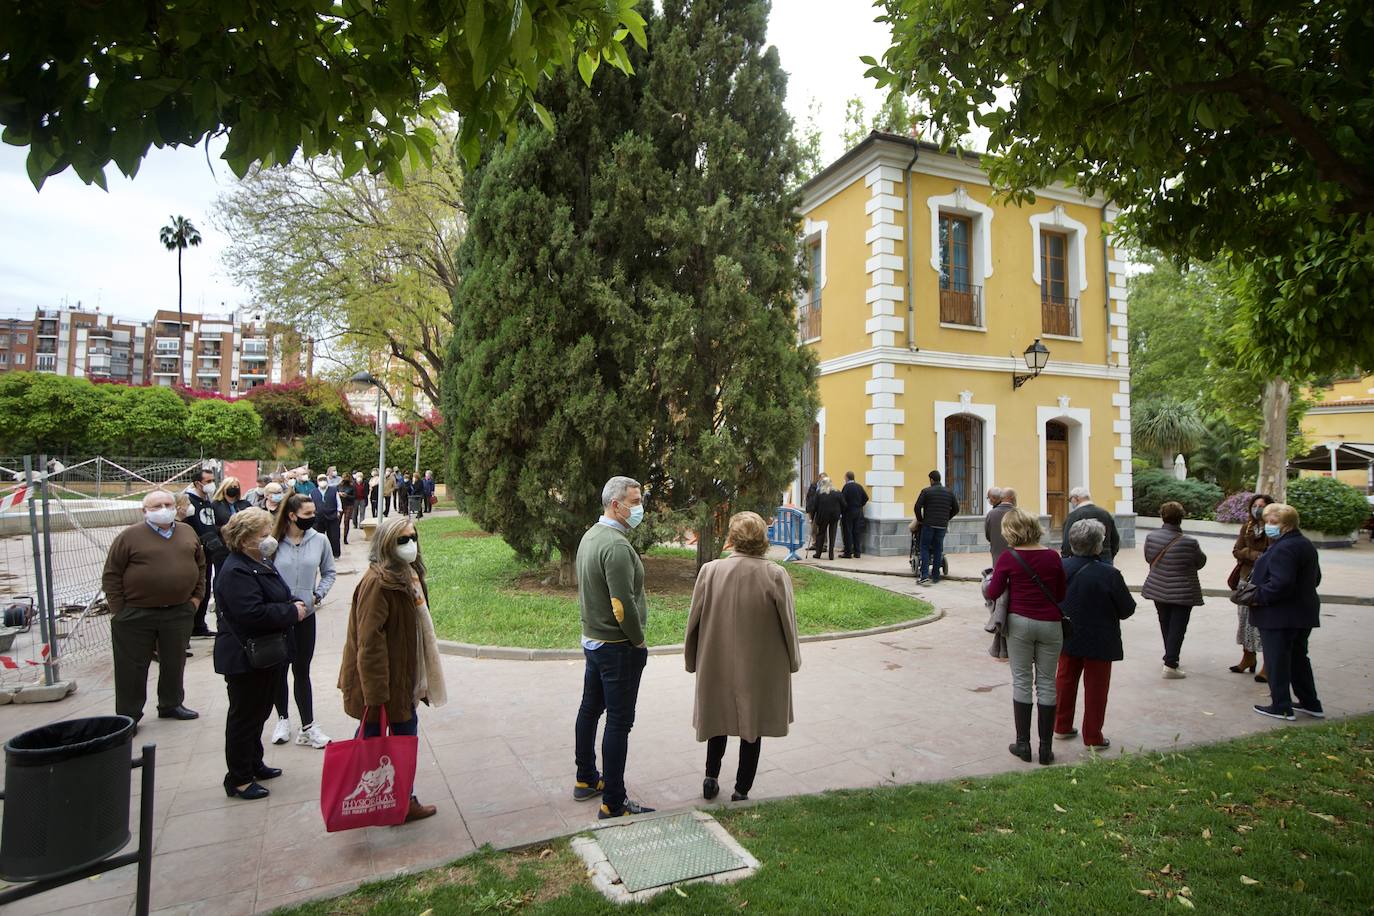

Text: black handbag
xmin=1230 ymin=580 xmax=1261 ymax=607
xmin=1008 ymin=549 xmax=1074 ymax=641
xmin=220 ymin=600 xmax=290 ymax=669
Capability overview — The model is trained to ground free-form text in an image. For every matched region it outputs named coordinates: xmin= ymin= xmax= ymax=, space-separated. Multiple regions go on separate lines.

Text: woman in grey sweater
xmin=1141 ymin=501 xmax=1207 ymax=679
xmin=268 ymin=493 xmax=337 ymax=748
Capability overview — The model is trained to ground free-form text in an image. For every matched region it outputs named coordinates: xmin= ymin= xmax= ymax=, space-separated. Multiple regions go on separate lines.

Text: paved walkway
xmin=2 ymin=515 xmax=1371 ymax=915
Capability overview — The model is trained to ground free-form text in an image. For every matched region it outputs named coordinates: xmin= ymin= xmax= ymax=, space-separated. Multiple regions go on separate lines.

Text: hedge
xmin=1287 ymin=476 xmax=1370 ymax=535
xmin=1133 ymin=467 xmax=1224 ymax=519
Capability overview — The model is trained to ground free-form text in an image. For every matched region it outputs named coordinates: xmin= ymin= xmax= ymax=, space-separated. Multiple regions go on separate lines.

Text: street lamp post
xmin=350 ymin=370 xmax=398 ymax=520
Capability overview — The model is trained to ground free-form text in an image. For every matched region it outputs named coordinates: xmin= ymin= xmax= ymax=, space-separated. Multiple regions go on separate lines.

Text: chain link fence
xmin=0 ymin=456 xmax=204 ymax=688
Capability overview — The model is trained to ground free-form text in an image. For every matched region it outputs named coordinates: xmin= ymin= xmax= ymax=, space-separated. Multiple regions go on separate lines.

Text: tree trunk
xmin=1256 ymin=377 xmax=1290 ymax=502
xmin=557 ymin=539 xmax=577 ymax=587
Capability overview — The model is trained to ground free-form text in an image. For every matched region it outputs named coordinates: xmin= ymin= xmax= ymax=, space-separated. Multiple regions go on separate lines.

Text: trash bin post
xmin=131 ymin=743 xmax=156 ymax=916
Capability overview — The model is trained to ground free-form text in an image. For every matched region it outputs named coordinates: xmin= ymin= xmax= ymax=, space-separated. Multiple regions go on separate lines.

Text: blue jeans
xmin=918 ymin=525 xmax=947 ymax=581
xmin=575 ymin=642 xmax=648 ymax=810
xmin=357 ymin=706 xmax=419 ymax=738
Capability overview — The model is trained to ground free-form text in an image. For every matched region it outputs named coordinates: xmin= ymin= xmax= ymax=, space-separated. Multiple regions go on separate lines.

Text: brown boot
xmin=404 ymin=796 xmax=437 ymax=823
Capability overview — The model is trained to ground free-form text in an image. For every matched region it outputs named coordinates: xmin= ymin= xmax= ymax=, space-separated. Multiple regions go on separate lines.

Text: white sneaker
xmin=271 ymin=718 xmax=293 ymax=745
xmin=1162 ymin=665 xmax=1187 ymax=679
xmin=296 ymin=723 xmax=330 ymax=749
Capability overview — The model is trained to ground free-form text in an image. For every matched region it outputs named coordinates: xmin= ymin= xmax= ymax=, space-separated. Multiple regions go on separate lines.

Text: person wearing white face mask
xmin=183 ymin=466 xmax=226 ymax=638
xmin=1247 ymin=502 xmax=1325 ymax=722
xmin=338 ymin=515 xmax=445 ymax=823
xmin=213 ymin=508 xmax=310 ymax=800
xmin=101 ymin=489 xmax=207 ymax=731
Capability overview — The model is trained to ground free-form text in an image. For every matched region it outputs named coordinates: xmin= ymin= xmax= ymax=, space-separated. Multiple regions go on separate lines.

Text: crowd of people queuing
xmin=101 ymin=462 xmax=1326 ymax=825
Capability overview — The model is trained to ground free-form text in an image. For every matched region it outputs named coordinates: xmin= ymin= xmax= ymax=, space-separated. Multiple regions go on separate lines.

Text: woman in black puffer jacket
xmin=1141 ymin=501 xmax=1207 ymax=679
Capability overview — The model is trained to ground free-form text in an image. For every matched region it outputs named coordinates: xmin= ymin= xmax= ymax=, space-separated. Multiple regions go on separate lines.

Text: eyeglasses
xmin=397 ymin=534 xmax=420 ymax=546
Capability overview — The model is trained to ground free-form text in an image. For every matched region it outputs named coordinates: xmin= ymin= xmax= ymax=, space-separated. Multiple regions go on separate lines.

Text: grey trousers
xmin=1008 ymin=614 xmax=1063 ymax=705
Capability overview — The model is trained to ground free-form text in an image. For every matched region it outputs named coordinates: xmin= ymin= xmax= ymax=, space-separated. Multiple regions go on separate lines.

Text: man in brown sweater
xmin=102 ymin=490 xmax=206 ymax=724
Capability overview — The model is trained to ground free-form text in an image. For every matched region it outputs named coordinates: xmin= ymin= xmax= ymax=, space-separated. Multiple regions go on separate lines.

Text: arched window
xmin=944 ymin=414 xmax=984 ymax=515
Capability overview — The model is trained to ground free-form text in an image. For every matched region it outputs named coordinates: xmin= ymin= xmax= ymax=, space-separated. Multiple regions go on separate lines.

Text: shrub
xmin=1214 ymin=490 xmax=1256 ymax=524
xmin=1133 ymin=467 xmax=1224 ymax=519
xmin=1286 ymin=476 xmax=1371 ymax=535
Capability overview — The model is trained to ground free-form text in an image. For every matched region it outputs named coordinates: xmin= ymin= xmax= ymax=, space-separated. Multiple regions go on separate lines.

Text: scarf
xmin=411 ymin=574 xmax=447 ymax=708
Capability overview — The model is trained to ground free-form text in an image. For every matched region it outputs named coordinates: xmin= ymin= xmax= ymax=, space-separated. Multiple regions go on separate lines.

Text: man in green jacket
xmin=573 ymin=475 xmax=656 ymax=819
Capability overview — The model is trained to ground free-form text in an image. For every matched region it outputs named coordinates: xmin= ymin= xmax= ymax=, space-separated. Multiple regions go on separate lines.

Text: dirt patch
xmin=514 ymin=843 xmax=587 ymax=904
xmin=514 ymin=555 xmax=700 ymax=597
xmin=440 ymin=529 xmax=496 ymax=539
xmin=409 ymin=863 xmax=479 ymax=897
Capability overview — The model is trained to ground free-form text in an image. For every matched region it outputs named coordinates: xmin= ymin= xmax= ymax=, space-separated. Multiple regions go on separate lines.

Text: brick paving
xmin=1 ymin=513 xmax=1370 ymax=914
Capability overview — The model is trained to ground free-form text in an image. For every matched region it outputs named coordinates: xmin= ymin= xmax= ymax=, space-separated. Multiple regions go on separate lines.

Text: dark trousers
xmin=323 ymin=516 xmax=342 ymax=558
xmin=813 ymin=518 xmax=839 ymax=558
xmin=193 ymin=563 xmax=214 ymax=633
xmin=1054 ymin=655 xmax=1113 ymax=745
xmin=224 ymin=666 xmax=279 ymax=787
xmin=111 ymin=603 xmax=195 ymax=719
xmin=575 ymin=642 xmax=648 ymax=811
xmin=359 ymin=706 xmax=419 ymax=738
xmin=341 ymin=505 xmax=355 ymax=540
xmin=1259 ymin=627 xmax=1321 ymax=713
xmin=918 ymin=525 xmax=948 ymax=581
xmin=274 ymin=614 xmax=317 ymax=725
xmin=841 ymin=511 xmax=864 ymax=557
xmin=705 ymin=736 xmax=762 ymax=795
xmin=1155 ymin=602 xmax=1193 ymax=668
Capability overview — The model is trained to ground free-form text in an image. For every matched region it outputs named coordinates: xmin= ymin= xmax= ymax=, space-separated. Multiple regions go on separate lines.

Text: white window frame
xmin=1036 ymin=404 xmax=1092 ymax=517
xmin=1030 ymin=205 xmax=1090 ymax=340
xmin=800 ymin=219 xmax=827 ymax=343
xmin=934 ymin=398 xmax=997 ymax=516
xmin=927 ymin=186 xmax=995 ymax=288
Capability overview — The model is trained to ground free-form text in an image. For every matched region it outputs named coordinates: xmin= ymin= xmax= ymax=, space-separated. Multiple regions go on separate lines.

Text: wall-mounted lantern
xmin=1012 ymin=339 xmax=1050 ymax=390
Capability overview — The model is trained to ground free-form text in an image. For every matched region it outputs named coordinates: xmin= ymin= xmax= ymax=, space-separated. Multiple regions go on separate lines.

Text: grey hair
xmin=1068 ymin=518 xmax=1106 ymax=557
xmin=986 ymin=486 xmax=1004 ymax=499
xmin=1069 ymin=486 xmax=1091 ymax=502
xmin=601 ymin=476 xmax=642 ymax=509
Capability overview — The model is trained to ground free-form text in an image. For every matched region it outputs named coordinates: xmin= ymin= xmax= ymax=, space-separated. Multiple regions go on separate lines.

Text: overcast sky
xmin=0 ymin=0 xmax=893 ymax=322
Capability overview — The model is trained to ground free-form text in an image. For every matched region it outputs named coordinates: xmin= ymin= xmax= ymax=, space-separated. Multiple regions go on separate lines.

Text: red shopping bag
xmin=320 ymin=707 xmax=418 ymax=832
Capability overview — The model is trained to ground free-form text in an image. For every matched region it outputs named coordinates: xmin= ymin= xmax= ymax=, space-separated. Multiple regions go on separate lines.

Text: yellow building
xmin=796 ymin=132 xmax=1133 ymax=554
xmin=1300 ymin=374 xmax=1374 ymax=491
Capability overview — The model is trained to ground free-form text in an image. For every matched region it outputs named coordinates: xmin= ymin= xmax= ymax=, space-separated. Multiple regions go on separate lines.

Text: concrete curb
xmin=808 ymin=563 xmax=1374 ymax=607
xmin=436 ymin=609 xmax=945 ymax=662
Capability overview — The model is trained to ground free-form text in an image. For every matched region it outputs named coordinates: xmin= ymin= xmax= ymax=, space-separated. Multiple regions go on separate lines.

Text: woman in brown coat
xmin=338 ymin=514 xmax=447 ymax=823
xmin=684 ymin=512 xmax=802 ymax=802
xmin=1230 ymin=493 xmax=1273 ymax=680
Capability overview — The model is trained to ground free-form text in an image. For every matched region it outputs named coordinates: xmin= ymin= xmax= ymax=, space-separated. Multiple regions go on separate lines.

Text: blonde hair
xmin=1263 ymin=502 xmax=1300 ymax=532
xmin=174 ymin=491 xmax=191 ymax=520
xmin=1001 ymin=507 xmax=1043 ymax=548
xmin=212 ymin=476 xmax=242 ymax=503
xmin=369 ymin=514 xmax=426 ymax=588
xmin=221 ymin=507 xmax=273 ymax=553
xmin=726 ymin=512 xmax=769 ymax=557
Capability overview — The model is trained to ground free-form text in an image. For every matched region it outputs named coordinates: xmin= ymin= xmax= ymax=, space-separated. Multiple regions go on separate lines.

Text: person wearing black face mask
xmin=267 ymin=494 xmax=337 ymax=749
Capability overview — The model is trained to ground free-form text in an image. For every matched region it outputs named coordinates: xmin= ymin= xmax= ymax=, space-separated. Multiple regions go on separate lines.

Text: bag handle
xmin=1008 ymin=548 xmax=1065 ymax=619
xmin=360 ymin=705 xmax=392 ymax=738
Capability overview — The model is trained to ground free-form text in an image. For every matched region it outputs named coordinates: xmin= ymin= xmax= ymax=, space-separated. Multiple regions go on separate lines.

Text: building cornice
xmin=817 ymin=346 xmax=1130 ymax=382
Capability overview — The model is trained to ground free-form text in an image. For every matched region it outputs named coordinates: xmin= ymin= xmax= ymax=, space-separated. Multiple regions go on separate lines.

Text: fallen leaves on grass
xmin=1308 ymin=811 xmax=1338 ymax=824
xmin=1053 ymin=804 xmax=1067 ymax=813
xmin=1202 ymin=828 xmax=1212 ymax=839
xmin=1240 ymin=875 xmax=1261 ymax=886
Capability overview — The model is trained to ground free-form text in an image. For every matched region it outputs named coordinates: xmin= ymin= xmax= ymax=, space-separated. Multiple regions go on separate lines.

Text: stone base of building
xmin=853 ymin=514 xmax=1138 ymax=558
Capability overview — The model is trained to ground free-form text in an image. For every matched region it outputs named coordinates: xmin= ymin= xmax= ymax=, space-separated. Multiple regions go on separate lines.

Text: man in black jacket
xmin=315 ymin=473 xmax=343 ymax=559
xmin=181 ymin=466 xmax=223 ymax=636
xmin=914 ymin=470 xmax=960 ymax=584
xmin=1059 ymin=488 xmax=1120 ymax=565
xmin=804 ymin=474 xmax=823 ymax=554
xmin=839 ymin=472 xmax=869 ymax=558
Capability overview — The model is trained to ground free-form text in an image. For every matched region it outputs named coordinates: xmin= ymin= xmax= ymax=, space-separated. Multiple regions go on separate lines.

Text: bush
xmin=1214 ymin=490 xmax=1256 ymax=524
xmin=1133 ymin=467 xmax=1224 ymax=519
xmin=1287 ymin=476 xmax=1371 ymax=535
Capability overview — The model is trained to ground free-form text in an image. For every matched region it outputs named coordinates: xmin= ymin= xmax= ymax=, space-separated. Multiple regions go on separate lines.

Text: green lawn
xmin=279 ymin=716 xmax=1374 ymax=915
xmin=417 ymin=515 xmax=930 ymax=648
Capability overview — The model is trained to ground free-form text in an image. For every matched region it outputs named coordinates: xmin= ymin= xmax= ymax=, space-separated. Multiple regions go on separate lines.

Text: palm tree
xmin=160 ymin=215 xmax=202 ymax=383
xmin=1133 ymin=398 xmax=1208 ymax=468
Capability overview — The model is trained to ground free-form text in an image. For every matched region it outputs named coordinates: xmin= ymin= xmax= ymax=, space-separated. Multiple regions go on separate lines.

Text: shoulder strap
xmin=1007 ymin=549 xmax=1063 ymax=613
xmin=1149 ymin=533 xmax=1184 ymax=568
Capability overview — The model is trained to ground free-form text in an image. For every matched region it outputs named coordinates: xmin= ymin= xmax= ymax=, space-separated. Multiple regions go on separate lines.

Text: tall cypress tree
xmin=613 ymin=0 xmax=819 ymax=567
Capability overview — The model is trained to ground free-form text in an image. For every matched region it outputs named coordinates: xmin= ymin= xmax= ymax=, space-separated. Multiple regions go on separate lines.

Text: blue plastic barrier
xmin=767 ymin=507 xmax=807 ymax=562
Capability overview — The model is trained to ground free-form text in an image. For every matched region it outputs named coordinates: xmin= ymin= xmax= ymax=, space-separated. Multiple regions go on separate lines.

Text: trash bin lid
xmin=5 ymin=716 xmax=135 ymax=767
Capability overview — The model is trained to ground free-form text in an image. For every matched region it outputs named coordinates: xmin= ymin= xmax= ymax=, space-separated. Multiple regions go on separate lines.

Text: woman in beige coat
xmin=684 ymin=512 xmax=802 ymax=802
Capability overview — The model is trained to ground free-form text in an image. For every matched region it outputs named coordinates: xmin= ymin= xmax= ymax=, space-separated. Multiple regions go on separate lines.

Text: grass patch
xmin=277 ymin=716 xmax=1374 ymax=914
xmin=418 ymin=515 xmax=929 ymax=648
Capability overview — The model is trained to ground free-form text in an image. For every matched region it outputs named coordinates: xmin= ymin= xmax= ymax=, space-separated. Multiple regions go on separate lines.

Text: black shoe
xmin=253 ymin=764 xmax=283 ymax=780
xmin=1088 ymin=737 xmax=1111 ymax=750
xmin=1292 ymin=703 xmax=1325 ymax=719
xmin=1253 ymin=703 xmax=1295 ymax=721
xmin=599 ymin=800 xmax=656 ymax=819
xmin=731 ymin=791 xmax=749 ymax=802
xmin=224 ymin=781 xmax=270 ymax=800
xmin=184 ymin=648 xmax=193 ymax=657
xmin=703 ymin=777 xmax=719 ymax=800
xmin=158 ymin=705 xmax=199 ymax=720
xmin=573 ymin=778 xmax=604 ymax=801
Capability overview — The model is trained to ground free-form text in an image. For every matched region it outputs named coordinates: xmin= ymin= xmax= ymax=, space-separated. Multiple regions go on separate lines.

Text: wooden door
xmin=1046 ymin=440 xmax=1069 ymax=529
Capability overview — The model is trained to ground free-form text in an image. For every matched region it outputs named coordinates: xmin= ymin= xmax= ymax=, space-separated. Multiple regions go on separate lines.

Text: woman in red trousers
xmin=1054 ymin=518 xmax=1136 ymax=748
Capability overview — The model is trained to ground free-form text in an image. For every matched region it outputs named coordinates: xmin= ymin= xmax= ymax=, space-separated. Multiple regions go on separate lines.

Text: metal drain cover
xmin=593 ymin=812 xmax=748 ymax=893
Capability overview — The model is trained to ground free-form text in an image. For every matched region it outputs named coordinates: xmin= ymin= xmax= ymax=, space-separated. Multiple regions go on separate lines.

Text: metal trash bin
xmin=0 ymin=715 xmax=136 ymax=882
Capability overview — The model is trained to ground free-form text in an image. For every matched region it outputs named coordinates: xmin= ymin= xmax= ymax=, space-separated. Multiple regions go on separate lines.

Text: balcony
xmin=37 ymin=321 xmax=58 ymax=337
xmin=1041 ymin=296 xmax=1079 ymax=337
xmin=35 ymin=342 xmax=57 ymax=355
xmin=152 ymin=361 xmax=180 ymax=375
xmin=797 ymin=307 xmax=821 ymax=342
xmin=939 ymin=283 xmax=984 ymax=327
xmin=197 ymin=365 xmax=220 ymax=377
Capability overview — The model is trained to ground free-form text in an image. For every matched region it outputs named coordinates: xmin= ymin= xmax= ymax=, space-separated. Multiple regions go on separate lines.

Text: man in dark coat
xmin=316 ymin=473 xmax=343 ymax=559
xmin=984 ymin=487 xmax=1016 ymax=565
xmin=804 ymin=475 xmax=823 ymax=553
xmin=839 ymin=471 xmax=869 ymax=558
xmin=1059 ymin=487 xmax=1120 ymax=564
xmin=182 ymin=466 xmax=223 ymax=636
xmin=913 ymin=470 xmax=960 ymax=584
